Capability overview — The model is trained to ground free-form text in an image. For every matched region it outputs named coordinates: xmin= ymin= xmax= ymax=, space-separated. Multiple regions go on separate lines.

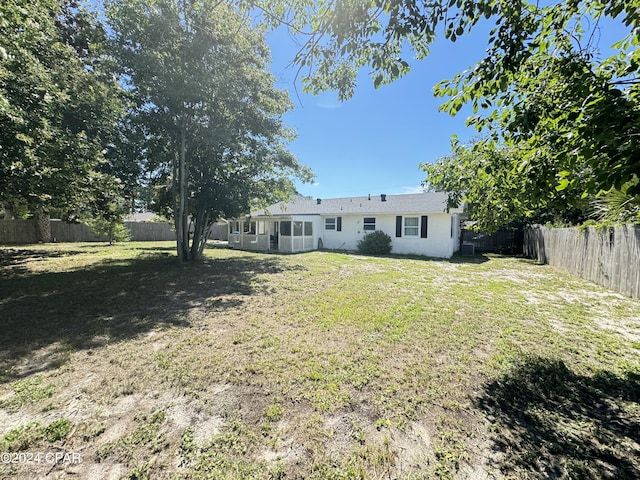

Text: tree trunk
xmin=34 ymin=206 xmax=51 ymax=243
xmin=174 ymin=151 xmax=182 ymax=260
xmin=2 ymin=203 xmax=14 ymax=220
xmin=190 ymin=209 xmax=211 ymax=260
xmin=175 ymin=124 xmax=190 ymax=261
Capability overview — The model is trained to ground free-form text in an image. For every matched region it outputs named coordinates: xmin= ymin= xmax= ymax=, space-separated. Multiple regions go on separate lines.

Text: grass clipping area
xmin=0 ymin=242 xmax=639 ymax=479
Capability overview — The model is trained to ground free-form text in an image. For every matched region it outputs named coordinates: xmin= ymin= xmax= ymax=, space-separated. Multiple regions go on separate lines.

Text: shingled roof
xmin=251 ymin=192 xmax=463 ymax=216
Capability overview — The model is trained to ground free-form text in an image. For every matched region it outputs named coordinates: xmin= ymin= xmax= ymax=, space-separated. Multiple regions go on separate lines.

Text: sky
xmin=265 ymin=23 xmax=493 ymax=200
xmin=265 ymin=13 xmax=630 ymax=201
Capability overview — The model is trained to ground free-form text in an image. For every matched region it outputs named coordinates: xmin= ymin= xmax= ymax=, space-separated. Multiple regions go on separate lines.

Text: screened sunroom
xmin=228 ymin=215 xmax=320 ymax=253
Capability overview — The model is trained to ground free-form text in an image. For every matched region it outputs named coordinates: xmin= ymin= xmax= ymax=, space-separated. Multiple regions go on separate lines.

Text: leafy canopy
xmin=253 ymin=0 xmax=640 ymax=228
xmin=106 ymin=0 xmax=313 ymax=260
xmin=0 ymin=0 xmax=124 ymax=226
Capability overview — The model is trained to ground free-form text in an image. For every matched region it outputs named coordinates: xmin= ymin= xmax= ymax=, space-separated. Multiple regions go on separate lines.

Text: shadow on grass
xmin=0 ymin=249 xmax=295 ymax=383
xmin=0 ymin=248 xmax=87 ymax=277
xmin=317 ymin=249 xmax=491 ymax=264
xmin=388 ymin=252 xmax=491 ymax=264
xmin=476 ymin=356 xmax=640 ymax=479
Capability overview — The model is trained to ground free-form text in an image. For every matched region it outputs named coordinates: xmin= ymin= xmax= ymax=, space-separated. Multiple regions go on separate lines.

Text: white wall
xmin=230 ymin=213 xmax=461 ymax=258
xmin=319 ymin=213 xmax=459 ymax=258
xmin=451 ymin=213 xmax=461 ymax=254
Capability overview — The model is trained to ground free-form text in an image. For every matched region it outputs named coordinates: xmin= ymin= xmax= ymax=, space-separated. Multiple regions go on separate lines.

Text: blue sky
xmin=265 ymin=15 xmax=629 ymax=200
xmin=266 ymin=25 xmax=492 ymax=199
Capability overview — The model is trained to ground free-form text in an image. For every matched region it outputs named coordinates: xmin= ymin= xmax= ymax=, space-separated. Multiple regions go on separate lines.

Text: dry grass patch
xmin=0 ymin=242 xmax=638 ymax=479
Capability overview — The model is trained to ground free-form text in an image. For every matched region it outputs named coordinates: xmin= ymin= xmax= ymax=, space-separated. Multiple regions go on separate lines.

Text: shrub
xmin=88 ymin=217 xmax=131 ymax=245
xmin=357 ymin=230 xmax=392 ymax=255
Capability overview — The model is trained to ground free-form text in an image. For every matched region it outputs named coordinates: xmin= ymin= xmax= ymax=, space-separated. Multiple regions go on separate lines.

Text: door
xmin=270 ymin=221 xmax=279 ymax=251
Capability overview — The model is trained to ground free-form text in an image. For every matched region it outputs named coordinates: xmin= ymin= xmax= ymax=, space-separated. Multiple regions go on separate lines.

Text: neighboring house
xmin=228 ymin=192 xmax=464 ymax=258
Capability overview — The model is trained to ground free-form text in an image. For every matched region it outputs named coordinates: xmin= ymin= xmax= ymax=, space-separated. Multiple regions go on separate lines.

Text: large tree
xmin=0 ymin=0 xmax=124 ymax=241
xmin=421 ymin=138 xmax=590 ymax=232
xmin=254 ymin=0 xmax=639 ymax=226
xmin=106 ymin=0 xmax=312 ymax=261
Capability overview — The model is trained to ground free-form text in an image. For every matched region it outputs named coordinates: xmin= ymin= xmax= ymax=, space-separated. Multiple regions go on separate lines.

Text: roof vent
xmin=368 ymin=194 xmax=371 ymax=200
xmin=316 ymin=198 xmax=322 ymax=205
xmin=381 ymin=194 xmax=387 ymax=202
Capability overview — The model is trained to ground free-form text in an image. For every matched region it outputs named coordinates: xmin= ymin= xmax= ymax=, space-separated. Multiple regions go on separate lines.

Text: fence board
xmin=0 ymin=220 xmax=38 ymax=244
xmin=1 ymin=220 xmax=175 ymax=244
xmin=524 ymin=225 xmax=640 ymax=298
xmin=50 ymin=220 xmax=104 ymax=242
xmin=0 ymin=219 xmax=229 ymax=244
xmin=126 ymin=222 xmax=175 ymax=241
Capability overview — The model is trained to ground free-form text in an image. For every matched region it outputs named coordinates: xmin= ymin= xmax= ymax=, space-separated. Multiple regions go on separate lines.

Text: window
xmin=304 ymin=222 xmax=313 ymax=236
xmin=404 ymin=217 xmax=419 ymax=236
xmin=229 ymin=221 xmax=240 ymax=234
xmin=325 ymin=217 xmax=336 ymax=230
xmin=280 ymin=221 xmax=291 ymax=236
xmin=258 ymin=221 xmax=266 ymax=235
xmin=293 ymin=221 xmax=303 ymax=236
xmin=363 ymin=217 xmax=376 ymax=231
xmin=244 ymin=221 xmax=256 ymax=234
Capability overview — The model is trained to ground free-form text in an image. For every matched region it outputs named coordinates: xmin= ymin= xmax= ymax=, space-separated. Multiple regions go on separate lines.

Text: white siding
xmin=231 ymin=211 xmax=461 ymax=258
xmin=451 ymin=213 xmax=461 ymax=254
xmin=319 ymin=213 xmax=458 ymax=258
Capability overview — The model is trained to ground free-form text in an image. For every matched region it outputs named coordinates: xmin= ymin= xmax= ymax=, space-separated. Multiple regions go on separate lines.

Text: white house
xmin=228 ymin=192 xmax=464 ymax=258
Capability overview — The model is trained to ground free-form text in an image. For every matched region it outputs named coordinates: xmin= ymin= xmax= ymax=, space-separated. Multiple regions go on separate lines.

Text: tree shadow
xmin=318 ymin=249 xmax=491 ymax=264
xmin=388 ymin=252 xmax=491 ymax=264
xmin=476 ymin=356 xmax=640 ymax=479
xmin=0 ymin=249 xmax=296 ymax=383
xmin=0 ymin=248 xmax=86 ymax=277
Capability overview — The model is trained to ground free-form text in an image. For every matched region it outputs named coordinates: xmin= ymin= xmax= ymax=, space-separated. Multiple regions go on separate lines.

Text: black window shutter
xmin=337 ymin=217 xmax=342 ymax=232
xmin=396 ymin=216 xmax=402 ymax=237
xmin=421 ymin=216 xmax=428 ymax=238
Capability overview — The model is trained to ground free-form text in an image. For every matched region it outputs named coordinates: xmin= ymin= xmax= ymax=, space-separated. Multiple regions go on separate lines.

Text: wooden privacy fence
xmin=0 ymin=219 xmax=228 ymax=244
xmin=0 ymin=220 xmax=175 ymax=244
xmin=524 ymin=224 xmax=640 ymax=298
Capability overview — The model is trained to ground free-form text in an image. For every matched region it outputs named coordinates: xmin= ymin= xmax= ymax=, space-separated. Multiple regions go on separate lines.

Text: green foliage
xmin=86 ymin=179 xmax=131 ymax=245
xmin=44 ymin=418 xmax=73 ymax=442
xmin=0 ymin=418 xmax=72 ymax=452
xmin=590 ymin=176 xmax=640 ymax=226
xmin=0 ymin=375 xmax=55 ymax=413
xmin=106 ymin=0 xmax=313 ymax=261
xmin=88 ymin=218 xmax=131 ymax=245
xmin=256 ymin=0 xmax=640 ymax=225
xmin=0 ymin=0 xmax=125 ymax=223
xmin=423 ymin=137 xmax=588 ymax=233
xmin=186 ymin=420 xmax=262 ymax=478
xmin=0 ymin=423 xmax=45 ymax=451
xmin=178 ymin=426 xmax=196 ymax=462
xmin=356 ymin=230 xmax=392 ymax=255
xmin=96 ymin=410 xmax=167 ymax=462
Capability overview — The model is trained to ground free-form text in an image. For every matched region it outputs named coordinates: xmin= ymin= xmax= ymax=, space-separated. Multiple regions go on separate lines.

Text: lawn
xmin=0 ymin=242 xmax=638 ymax=479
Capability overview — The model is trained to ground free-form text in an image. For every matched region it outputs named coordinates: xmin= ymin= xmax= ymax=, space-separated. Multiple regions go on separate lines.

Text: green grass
xmin=0 ymin=242 xmax=639 ymax=479
xmin=0 ymin=375 xmax=55 ymax=412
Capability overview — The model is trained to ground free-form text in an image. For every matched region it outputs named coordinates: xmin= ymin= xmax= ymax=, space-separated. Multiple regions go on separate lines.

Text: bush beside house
xmin=357 ymin=230 xmax=392 ymax=255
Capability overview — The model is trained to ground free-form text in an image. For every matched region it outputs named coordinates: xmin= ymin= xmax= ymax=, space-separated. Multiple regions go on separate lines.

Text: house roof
xmin=251 ymin=192 xmax=462 ymax=217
